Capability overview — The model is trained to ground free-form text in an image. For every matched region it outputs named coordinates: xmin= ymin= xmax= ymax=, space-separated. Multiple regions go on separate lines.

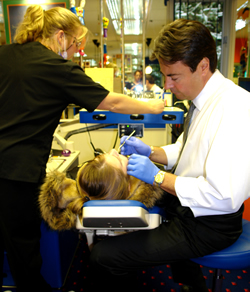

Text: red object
xmin=79 ymin=50 xmax=85 ymax=56
xmin=243 ymin=198 xmax=250 ymax=220
xmin=235 ymin=38 xmax=248 ymax=63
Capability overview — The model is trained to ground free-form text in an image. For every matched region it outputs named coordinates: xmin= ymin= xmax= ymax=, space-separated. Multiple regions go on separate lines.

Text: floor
xmin=2 ymin=234 xmax=250 ymax=292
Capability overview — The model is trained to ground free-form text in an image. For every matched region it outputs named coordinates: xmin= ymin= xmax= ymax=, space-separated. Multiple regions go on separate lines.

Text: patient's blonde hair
xmin=14 ymin=5 xmax=88 ymax=50
xmin=39 ymin=154 xmax=164 ymax=231
xmin=77 ymin=155 xmax=130 ymax=200
xmin=39 ymin=155 xmax=130 ymax=231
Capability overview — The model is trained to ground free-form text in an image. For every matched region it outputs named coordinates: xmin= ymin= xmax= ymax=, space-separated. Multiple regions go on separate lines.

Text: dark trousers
xmin=0 ymin=178 xmax=51 ymax=292
xmin=90 ymin=193 xmax=243 ymax=292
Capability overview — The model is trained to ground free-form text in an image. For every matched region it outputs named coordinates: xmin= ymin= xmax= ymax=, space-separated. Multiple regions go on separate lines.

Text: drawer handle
xmin=93 ymin=114 xmax=106 ymax=121
xmin=162 ymin=114 xmax=176 ymax=121
xmin=130 ymin=114 xmax=144 ymax=120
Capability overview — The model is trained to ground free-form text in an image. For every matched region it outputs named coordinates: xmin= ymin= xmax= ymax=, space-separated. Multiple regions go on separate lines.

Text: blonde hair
xmin=77 ymin=155 xmax=164 ymax=207
xmin=39 ymin=155 xmax=164 ymax=231
xmin=14 ymin=5 xmax=88 ymax=47
xmin=77 ymin=155 xmax=130 ymax=200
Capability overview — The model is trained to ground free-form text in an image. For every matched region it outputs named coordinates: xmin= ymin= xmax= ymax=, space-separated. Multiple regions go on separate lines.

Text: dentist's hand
xmin=120 ymin=136 xmax=151 ymax=157
xmin=127 ymin=154 xmax=160 ymax=185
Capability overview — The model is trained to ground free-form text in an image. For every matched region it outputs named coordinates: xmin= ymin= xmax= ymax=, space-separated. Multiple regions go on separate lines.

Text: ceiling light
xmin=106 ymin=0 xmax=149 ymax=35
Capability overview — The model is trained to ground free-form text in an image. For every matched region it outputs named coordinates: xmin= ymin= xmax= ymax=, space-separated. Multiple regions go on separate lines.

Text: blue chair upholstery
xmin=191 ymin=219 xmax=250 ymax=292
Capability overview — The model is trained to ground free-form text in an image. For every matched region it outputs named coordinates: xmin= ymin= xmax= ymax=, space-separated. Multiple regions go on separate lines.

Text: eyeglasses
xmin=65 ymin=32 xmax=82 ymax=49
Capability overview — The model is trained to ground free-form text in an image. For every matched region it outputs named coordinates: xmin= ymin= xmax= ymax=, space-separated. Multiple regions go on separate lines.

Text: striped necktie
xmin=171 ymin=102 xmax=196 ymax=174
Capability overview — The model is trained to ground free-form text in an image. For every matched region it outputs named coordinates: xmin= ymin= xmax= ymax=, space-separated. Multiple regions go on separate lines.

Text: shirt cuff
xmin=161 ymin=142 xmax=181 ymax=170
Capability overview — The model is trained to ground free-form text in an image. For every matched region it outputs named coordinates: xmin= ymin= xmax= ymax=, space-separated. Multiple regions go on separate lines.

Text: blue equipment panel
xmin=79 ymin=107 xmax=184 ymax=127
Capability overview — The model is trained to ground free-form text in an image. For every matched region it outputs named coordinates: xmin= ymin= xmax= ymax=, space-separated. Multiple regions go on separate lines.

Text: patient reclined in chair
xmin=39 ymin=150 xmax=164 ymax=232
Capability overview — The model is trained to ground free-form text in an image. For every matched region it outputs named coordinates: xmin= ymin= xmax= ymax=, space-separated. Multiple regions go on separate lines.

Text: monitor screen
xmin=238 ymin=77 xmax=250 ymax=92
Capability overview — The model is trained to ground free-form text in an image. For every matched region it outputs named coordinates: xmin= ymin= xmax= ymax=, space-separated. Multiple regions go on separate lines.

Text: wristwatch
xmin=154 ymin=171 xmax=165 ymax=187
xmin=149 ymin=146 xmax=154 ymax=157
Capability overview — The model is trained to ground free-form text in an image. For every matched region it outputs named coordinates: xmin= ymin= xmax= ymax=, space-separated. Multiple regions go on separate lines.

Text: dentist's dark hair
xmin=151 ymin=19 xmax=217 ymax=73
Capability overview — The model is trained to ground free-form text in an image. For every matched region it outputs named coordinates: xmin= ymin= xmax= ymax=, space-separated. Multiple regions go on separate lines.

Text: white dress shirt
xmin=162 ymin=70 xmax=250 ymax=217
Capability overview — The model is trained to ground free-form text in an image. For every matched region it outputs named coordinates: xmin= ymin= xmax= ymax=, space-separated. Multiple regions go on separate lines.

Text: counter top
xmin=46 ymin=150 xmax=80 ymax=173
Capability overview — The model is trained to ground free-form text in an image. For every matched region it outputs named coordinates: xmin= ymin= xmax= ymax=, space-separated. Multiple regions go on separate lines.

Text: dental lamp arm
xmin=53 ymin=133 xmax=68 ymax=150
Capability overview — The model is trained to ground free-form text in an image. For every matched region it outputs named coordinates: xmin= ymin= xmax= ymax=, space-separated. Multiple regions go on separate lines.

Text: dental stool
xmin=191 ymin=219 xmax=250 ymax=292
xmin=76 ymin=200 xmax=166 ymax=246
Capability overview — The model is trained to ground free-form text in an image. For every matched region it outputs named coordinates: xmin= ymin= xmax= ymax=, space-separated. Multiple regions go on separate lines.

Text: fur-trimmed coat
xmin=128 ymin=176 xmax=164 ymax=208
xmin=39 ymin=171 xmax=164 ymax=231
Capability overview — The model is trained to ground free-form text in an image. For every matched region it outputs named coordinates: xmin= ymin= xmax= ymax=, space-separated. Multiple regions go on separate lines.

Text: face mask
xmin=58 ymin=33 xmax=68 ymax=60
xmin=60 ymin=51 xmax=68 ymax=59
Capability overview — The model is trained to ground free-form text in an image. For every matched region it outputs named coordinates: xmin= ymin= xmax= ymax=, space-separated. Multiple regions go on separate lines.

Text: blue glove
xmin=120 ymin=136 xmax=151 ymax=157
xmin=127 ymin=154 xmax=160 ymax=185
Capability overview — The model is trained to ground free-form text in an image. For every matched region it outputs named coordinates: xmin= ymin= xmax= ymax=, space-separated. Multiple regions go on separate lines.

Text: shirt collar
xmin=192 ymin=70 xmax=224 ymax=112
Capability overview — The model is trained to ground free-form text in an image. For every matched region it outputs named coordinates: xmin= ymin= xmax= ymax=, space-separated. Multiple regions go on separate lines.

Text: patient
xmin=39 ymin=149 xmax=164 ymax=231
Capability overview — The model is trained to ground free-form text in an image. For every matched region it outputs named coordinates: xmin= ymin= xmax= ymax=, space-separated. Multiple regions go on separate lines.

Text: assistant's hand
xmin=120 ymin=136 xmax=151 ymax=156
xmin=147 ymin=99 xmax=165 ymax=114
xmin=127 ymin=154 xmax=160 ymax=185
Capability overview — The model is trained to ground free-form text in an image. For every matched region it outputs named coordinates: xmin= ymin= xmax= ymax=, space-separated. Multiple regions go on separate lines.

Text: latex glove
xmin=120 ymin=136 xmax=151 ymax=157
xmin=127 ymin=154 xmax=160 ymax=185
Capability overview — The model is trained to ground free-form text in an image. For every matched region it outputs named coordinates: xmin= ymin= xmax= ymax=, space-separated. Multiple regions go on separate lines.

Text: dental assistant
xmin=0 ymin=5 xmax=164 ymax=292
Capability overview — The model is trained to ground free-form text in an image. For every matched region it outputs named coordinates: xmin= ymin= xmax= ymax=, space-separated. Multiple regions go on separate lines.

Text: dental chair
xmin=76 ymin=200 xmax=166 ymax=246
xmin=76 ymin=200 xmax=250 ymax=292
